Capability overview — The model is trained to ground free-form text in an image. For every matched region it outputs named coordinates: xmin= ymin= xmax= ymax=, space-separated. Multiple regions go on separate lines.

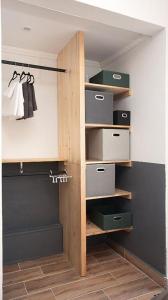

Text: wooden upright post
xmin=57 ymin=32 xmax=86 ymax=275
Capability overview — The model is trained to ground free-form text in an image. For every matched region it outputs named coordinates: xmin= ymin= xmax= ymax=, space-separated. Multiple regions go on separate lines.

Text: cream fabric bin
xmin=87 ymin=129 xmax=130 ymax=161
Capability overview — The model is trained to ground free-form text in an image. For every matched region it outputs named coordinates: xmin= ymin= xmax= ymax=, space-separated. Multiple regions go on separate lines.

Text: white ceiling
xmin=2 ymin=0 xmax=145 ymax=62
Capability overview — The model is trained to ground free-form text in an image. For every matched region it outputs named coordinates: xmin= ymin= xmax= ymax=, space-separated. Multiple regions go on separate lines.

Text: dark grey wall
xmin=111 ymin=161 xmax=166 ymax=275
xmin=3 ymin=162 xmax=63 ymax=264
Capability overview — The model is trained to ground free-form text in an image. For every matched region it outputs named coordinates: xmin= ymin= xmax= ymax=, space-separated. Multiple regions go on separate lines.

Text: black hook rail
xmin=1 ymin=60 xmax=66 ymax=73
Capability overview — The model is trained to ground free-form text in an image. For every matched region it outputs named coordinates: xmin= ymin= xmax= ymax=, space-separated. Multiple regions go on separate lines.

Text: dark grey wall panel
xmin=3 ymin=176 xmax=59 ymax=232
xmin=111 ymin=161 xmax=166 ymax=275
xmin=3 ymin=224 xmax=63 ymax=264
xmin=2 ymin=162 xmax=63 ymax=264
xmin=3 ymin=162 xmax=59 ymax=232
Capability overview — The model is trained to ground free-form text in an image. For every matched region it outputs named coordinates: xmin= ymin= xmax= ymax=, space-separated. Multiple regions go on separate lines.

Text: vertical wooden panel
xmin=57 ymin=32 xmax=86 ymax=275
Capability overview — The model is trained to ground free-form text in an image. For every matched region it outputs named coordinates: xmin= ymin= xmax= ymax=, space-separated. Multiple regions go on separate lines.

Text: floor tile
xmin=132 ymin=288 xmax=163 ymax=299
xmin=87 ymin=257 xmax=129 ymax=277
xmin=72 ymin=290 xmax=108 ymax=300
xmin=52 ymin=273 xmax=116 ymax=300
xmin=92 ymin=249 xmax=120 ymax=263
xmin=16 ymin=289 xmax=55 ymax=300
xmin=111 ymin=264 xmax=146 ymax=284
xmin=19 ymin=254 xmax=66 ymax=270
xmin=25 ymin=269 xmax=79 ymax=293
xmin=3 ymin=282 xmax=27 ymax=300
xmin=41 ymin=260 xmax=72 ymax=275
xmin=3 ymin=267 xmax=43 ymax=286
xmin=87 ymin=255 xmax=98 ymax=265
xmin=3 ymin=264 xmax=20 ymax=274
xmin=103 ymin=277 xmax=160 ymax=300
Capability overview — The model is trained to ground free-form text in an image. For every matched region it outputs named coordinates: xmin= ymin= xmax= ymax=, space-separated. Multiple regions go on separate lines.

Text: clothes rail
xmin=1 ymin=60 xmax=66 ymax=73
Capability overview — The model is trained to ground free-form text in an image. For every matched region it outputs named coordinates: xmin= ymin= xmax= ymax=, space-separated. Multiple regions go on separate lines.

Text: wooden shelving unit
xmin=86 ymin=219 xmax=133 ymax=237
xmin=85 ymin=123 xmax=130 ymax=130
xmin=86 ymin=160 xmax=132 ymax=167
xmin=85 ymin=82 xmax=132 ymax=100
xmin=86 ymin=188 xmax=132 ymax=200
xmin=57 ymin=31 xmax=132 ymax=276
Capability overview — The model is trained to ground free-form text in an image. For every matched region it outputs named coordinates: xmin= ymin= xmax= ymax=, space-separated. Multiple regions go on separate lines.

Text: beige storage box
xmin=87 ymin=129 xmax=130 ymax=161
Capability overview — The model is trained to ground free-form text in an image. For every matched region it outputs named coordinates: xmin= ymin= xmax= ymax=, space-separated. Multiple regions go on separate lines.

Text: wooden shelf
xmin=86 ymin=188 xmax=132 ymax=200
xmin=86 ymin=219 xmax=133 ymax=237
xmin=2 ymin=158 xmax=65 ymax=163
xmin=85 ymin=82 xmax=132 ymax=100
xmin=86 ymin=160 xmax=132 ymax=167
xmin=85 ymin=123 xmax=130 ymax=129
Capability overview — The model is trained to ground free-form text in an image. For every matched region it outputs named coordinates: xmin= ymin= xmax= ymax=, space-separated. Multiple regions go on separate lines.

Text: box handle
xmin=113 ymin=133 xmax=120 ymax=137
xmin=96 ymin=168 xmax=105 ymax=172
xmin=95 ymin=95 xmax=104 ymax=101
xmin=113 ymin=74 xmax=122 ymax=80
xmin=113 ymin=216 xmax=122 ymax=221
xmin=122 ymin=112 xmax=128 ymax=118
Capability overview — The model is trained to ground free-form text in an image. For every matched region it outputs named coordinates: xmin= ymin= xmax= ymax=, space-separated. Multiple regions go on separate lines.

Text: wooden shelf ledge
xmin=86 ymin=219 xmax=133 ymax=237
xmin=2 ymin=158 xmax=65 ymax=163
xmin=85 ymin=82 xmax=132 ymax=100
xmin=86 ymin=160 xmax=132 ymax=167
xmin=86 ymin=188 xmax=132 ymax=200
xmin=85 ymin=123 xmax=131 ymax=130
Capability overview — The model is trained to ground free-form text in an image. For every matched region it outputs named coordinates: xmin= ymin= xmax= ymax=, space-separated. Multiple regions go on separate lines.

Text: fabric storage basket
xmin=85 ymin=90 xmax=113 ymax=124
xmin=89 ymin=70 xmax=129 ymax=88
xmin=87 ymin=128 xmax=130 ymax=161
xmin=86 ymin=164 xmax=115 ymax=198
xmin=113 ymin=110 xmax=130 ymax=126
xmin=90 ymin=205 xmax=132 ymax=230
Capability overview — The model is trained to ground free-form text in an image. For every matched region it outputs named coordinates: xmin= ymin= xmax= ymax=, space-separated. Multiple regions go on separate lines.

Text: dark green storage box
xmin=89 ymin=70 xmax=130 ymax=88
xmin=90 ymin=205 xmax=132 ymax=230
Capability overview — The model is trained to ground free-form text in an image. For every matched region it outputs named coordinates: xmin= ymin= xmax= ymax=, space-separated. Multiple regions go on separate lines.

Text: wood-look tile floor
xmin=3 ymin=243 xmax=164 ymax=300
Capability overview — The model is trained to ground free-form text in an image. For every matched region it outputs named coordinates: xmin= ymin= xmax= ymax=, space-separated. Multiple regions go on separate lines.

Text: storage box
xmin=87 ymin=129 xmax=130 ymax=161
xmin=113 ymin=110 xmax=130 ymax=126
xmin=85 ymin=90 xmax=113 ymax=124
xmin=89 ymin=70 xmax=130 ymax=88
xmin=86 ymin=164 xmax=115 ymax=198
xmin=90 ymin=205 xmax=132 ymax=230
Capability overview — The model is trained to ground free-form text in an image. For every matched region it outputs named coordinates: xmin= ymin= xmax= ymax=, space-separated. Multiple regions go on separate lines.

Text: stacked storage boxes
xmin=85 ymin=70 xmax=132 ymax=231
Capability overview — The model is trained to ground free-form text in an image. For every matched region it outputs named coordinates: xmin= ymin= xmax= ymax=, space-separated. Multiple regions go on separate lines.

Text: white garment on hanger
xmin=3 ymin=80 xmax=24 ymax=118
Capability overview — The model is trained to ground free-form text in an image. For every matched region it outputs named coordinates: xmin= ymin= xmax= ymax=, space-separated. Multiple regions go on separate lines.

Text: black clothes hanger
xmin=8 ymin=70 xmax=20 ymax=86
xmin=26 ymin=72 xmax=31 ymax=82
xmin=20 ymin=71 xmax=27 ymax=82
xmin=27 ymin=74 xmax=34 ymax=84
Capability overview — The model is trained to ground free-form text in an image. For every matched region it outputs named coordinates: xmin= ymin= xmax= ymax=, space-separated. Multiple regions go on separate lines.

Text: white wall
xmin=102 ymin=30 xmax=166 ymax=164
xmin=2 ymin=46 xmax=58 ymax=159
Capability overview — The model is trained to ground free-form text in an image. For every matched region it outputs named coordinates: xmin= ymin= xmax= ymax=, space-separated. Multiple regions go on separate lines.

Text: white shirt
xmin=3 ymin=80 xmax=24 ymax=119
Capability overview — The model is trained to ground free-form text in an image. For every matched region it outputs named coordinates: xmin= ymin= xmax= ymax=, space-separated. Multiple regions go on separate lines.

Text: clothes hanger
xmin=19 ymin=71 xmax=26 ymax=82
xmin=8 ymin=70 xmax=20 ymax=86
xmin=27 ymin=74 xmax=35 ymax=84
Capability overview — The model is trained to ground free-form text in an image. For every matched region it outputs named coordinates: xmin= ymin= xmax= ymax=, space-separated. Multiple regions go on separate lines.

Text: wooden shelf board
xmin=86 ymin=219 xmax=133 ymax=237
xmin=86 ymin=188 xmax=132 ymax=200
xmin=2 ymin=158 xmax=65 ymax=163
xmin=85 ymin=82 xmax=132 ymax=99
xmin=85 ymin=123 xmax=130 ymax=129
xmin=86 ymin=160 xmax=132 ymax=167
